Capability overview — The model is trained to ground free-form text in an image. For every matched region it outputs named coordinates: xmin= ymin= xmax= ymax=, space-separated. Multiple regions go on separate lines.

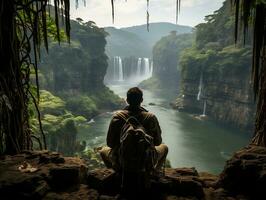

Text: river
xmin=78 ymin=82 xmax=251 ymax=174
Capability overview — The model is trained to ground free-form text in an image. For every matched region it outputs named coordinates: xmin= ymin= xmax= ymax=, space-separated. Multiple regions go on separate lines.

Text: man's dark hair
xmin=127 ymin=87 xmax=143 ymax=106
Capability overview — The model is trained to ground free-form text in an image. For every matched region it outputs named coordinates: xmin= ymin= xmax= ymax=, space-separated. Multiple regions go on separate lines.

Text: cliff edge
xmin=0 ymin=145 xmax=265 ymax=199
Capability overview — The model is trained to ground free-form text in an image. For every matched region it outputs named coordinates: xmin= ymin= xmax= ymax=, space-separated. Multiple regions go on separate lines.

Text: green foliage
xmin=80 ymin=148 xmax=105 ymax=169
xmin=153 ymin=32 xmax=193 ymax=60
xmin=180 ymin=47 xmax=213 ymax=78
xmin=180 ymin=0 xmax=252 ymax=84
xmin=153 ymin=32 xmax=193 ymax=76
xmin=217 ymin=45 xmax=252 ymax=75
xmin=45 ymin=16 xmax=67 ymax=42
xmin=40 ymin=19 xmax=108 ymax=93
xmin=195 ymin=1 xmax=236 ymax=49
xmin=62 ymin=87 xmax=123 ymax=119
xmin=39 ymin=90 xmax=65 ymax=115
xmin=66 ymin=95 xmax=98 ymax=119
xmin=140 ymin=77 xmax=163 ymax=90
xmin=29 ymin=89 xmax=90 ymax=155
xmin=90 ymin=86 xmax=124 ymax=109
xmin=143 ymin=32 xmax=193 ymax=90
xmin=180 ymin=45 xmax=252 ymax=82
xmin=32 ymin=90 xmax=88 ymax=134
xmin=38 ymin=19 xmax=123 ymax=121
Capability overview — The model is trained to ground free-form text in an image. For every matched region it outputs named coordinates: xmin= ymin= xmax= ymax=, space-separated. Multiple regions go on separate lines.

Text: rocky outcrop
xmin=1 ymin=147 xmax=265 ymax=199
xmin=87 ymin=167 xmax=207 ymax=199
xmin=140 ymin=33 xmax=192 ymax=91
xmin=0 ymin=151 xmax=87 ymax=199
xmin=218 ymin=145 xmax=266 ymax=199
xmin=174 ymin=0 xmax=255 ymax=130
xmin=174 ymin=73 xmax=255 ymax=130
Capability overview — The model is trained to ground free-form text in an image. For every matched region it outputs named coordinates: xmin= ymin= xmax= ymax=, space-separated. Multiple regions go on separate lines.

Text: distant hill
xmin=104 ymin=22 xmax=192 ymax=57
xmin=122 ymin=22 xmax=192 ymax=49
xmin=104 ymin=27 xmax=149 ymax=58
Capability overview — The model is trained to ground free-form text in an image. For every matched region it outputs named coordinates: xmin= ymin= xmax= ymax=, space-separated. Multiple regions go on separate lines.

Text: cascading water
xmin=150 ymin=61 xmax=153 ymax=77
xmin=201 ymin=100 xmax=207 ymax=117
xmin=197 ymin=73 xmax=203 ymax=101
xmin=118 ymin=57 xmax=123 ymax=81
xmin=112 ymin=56 xmax=123 ymax=81
xmin=105 ymin=56 xmax=153 ymax=84
xmin=196 ymin=72 xmax=207 ymax=117
xmin=137 ymin=58 xmax=142 ymax=77
xmin=143 ymin=58 xmax=150 ymax=78
xmin=113 ymin=56 xmax=117 ymax=80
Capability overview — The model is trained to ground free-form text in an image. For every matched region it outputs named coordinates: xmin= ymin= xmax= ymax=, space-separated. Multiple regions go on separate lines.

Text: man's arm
xmin=149 ymin=115 xmax=162 ymax=146
xmin=106 ymin=116 xmax=121 ymax=148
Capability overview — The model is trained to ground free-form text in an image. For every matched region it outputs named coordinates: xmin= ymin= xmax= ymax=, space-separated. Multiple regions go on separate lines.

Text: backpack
xmin=116 ymin=111 xmax=157 ymax=190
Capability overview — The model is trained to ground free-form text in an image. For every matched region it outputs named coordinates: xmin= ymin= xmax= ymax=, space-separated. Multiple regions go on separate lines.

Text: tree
xmin=233 ymin=0 xmax=266 ymax=146
xmin=0 ymin=0 xmax=71 ymax=154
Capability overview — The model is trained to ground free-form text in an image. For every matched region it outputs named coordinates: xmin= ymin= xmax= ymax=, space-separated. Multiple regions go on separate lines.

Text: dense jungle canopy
xmin=0 ymin=0 xmax=265 ymax=154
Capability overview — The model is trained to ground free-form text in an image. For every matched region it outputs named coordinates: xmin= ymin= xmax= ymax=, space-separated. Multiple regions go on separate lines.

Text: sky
xmin=69 ymin=0 xmax=224 ymax=28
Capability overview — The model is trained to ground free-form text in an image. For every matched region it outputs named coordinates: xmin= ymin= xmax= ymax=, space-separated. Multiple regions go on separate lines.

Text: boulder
xmin=87 ymin=168 xmax=120 ymax=195
xmin=87 ymin=167 xmax=204 ymax=199
xmin=198 ymin=172 xmax=218 ymax=188
xmin=43 ymin=185 xmax=99 ymax=200
xmin=2 ymin=149 xmax=263 ymax=200
xmin=150 ymin=168 xmax=204 ymax=198
xmin=218 ymin=145 xmax=266 ymax=199
xmin=0 ymin=151 xmax=87 ymax=199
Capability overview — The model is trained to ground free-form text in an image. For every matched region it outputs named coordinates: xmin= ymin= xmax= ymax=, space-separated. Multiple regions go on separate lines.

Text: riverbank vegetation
xmin=30 ymin=19 xmax=123 ymax=156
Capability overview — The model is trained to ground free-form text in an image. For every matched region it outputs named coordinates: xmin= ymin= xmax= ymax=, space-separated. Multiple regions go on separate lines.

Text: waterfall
xmin=105 ymin=56 xmax=153 ymax=84
xmin=118 ymin=57 xmax=123 ymax=81
xmin=197 ymin=73 xmax=203 ymax=101
xmin=137 ymin=58 xmax=142 ymax=76
xmin=150 ymin=61 xmax=153 ymax=77
xmin=112 ymin=56 xmax=123 ymax=81
xmin=143 ymin=58 xmax=150 ymax=78
xmin=113 ymin=57 xmax=117 ymax=81
xmin=201 ymin=100 xmax=207 ymax=116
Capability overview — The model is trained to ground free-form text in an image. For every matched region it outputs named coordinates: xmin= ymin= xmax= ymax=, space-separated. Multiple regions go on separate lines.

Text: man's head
xmin=126 ymin=87 xmax=143 ymax=106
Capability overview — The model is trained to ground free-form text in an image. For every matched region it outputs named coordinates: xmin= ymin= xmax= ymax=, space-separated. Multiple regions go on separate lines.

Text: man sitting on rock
xmin=99 ymin=87 xmax=168 ymax=177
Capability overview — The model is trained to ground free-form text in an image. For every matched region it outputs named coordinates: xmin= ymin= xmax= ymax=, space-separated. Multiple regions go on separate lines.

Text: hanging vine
xmin=0 ymin=0 xmax=71 ymax=154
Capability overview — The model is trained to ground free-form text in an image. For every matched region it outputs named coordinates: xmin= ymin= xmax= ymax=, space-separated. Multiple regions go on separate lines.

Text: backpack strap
xmin=115 ymin=111 xmax=128 ymax=122
xmin=115 ymin=110 xmax=152 ymax=126
xmin=116 ymin=111 xmax=143 ymax=128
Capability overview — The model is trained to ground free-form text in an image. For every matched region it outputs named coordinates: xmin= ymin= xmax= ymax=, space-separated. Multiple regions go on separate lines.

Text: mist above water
xmin=105 ymin=56 xmax=153 ymax=84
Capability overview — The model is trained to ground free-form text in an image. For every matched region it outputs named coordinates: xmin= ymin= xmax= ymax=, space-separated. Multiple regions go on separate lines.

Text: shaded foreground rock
xmin=218 ymin=145 xmax=266 ymax=199
xmin=0 ymin=146 xmax=265 ymax=199
xmin=0 ymin=151 xmax=87 ymax=199
xmin=87 ymin=167 xmax=209 ymax=199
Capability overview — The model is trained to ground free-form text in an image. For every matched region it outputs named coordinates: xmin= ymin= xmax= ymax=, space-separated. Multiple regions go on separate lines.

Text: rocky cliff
xmin=140 ymin=32 xmax=193 ymax=90
xmin=174 ymin=0 xmax=255 ymax=130
xmin=1 ymin=146 xmax=265 ymax=199
xmin=175 ymin=64 xmax=255 ymax=130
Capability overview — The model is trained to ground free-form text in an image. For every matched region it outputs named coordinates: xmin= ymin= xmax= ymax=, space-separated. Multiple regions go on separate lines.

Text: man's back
xmin=99 ymin=87 xmax=168 ymax=180
xmin=106 ymin=106 xmax=162 ymax=149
